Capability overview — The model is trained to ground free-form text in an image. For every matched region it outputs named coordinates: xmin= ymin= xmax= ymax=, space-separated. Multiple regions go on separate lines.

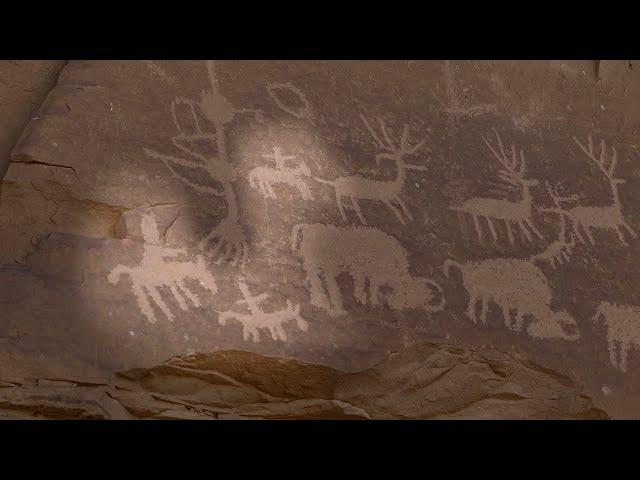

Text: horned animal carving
xmin=443 ymin=258 xmax=579 ymax=340
xmin=291 ymin=223 xmax=444 ymax=315
xmin=314 ymin=114 xmax=429 ymax=225
xmin=108 ymin=214 xmax=218 ymax=324
xmin=544 ymin=135 xmax=637 ymax=246
xmin=450 ymin=130 xmax=542 ymax=245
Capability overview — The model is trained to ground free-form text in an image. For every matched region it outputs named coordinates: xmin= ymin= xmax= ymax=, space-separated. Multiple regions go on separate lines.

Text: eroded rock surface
xmin=0 ymin=343 xmax=607 ymax=419
xmin=2 ymin=60 xmax=640 ymax=418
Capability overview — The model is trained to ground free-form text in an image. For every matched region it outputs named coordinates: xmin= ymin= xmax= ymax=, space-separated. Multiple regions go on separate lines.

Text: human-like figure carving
xmin=108 ymin=214 xmax=218 ymax=324
xmin=247 ymin=147 xmax=313 ymax=200
xmin=218 ymin=277 xmax=309 ymax=342
xmin=291 ymin=223 xmax=444 ymax=315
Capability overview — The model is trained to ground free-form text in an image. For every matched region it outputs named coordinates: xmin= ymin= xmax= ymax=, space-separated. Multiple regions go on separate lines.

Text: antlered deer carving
xmin=450 ymin=130 xmax=542 ymax=245
xmin=545 ymin=135 xmax=637 ymax=246
xmin=314 ymin=114 xmax=429 ymax=225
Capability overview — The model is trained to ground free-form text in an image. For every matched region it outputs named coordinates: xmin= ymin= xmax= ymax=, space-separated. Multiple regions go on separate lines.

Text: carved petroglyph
xmin=533 ymin=182 xmax=578 ymax=269
xmin=248 ymin=146 xmax=313 ymax=200
xmin=593 ymin=302 xmax=640 ymax=372
xmin=314 ymin=115 xmax=429 ymax=225
xmin=439 ymin=60 xmax=497 ymax=118
xmin=451 ymin=130 xmax=543 ymax=245
xmin=266 ymin=82 xmax=313 ymax=120
xmin=144 ymin=60 xmax=261 ymax=267
xmin=292 ymin=223 xmax=444 ymax=315
xmin=218 ymin=277 xmax=309 ymax=342
xmin=545 ymin=135 xmax=637 ymax=246
xmin=108 ymin=214 xmax=218 ymax=324
xmin=443 ymin=258 xmax=579 ymax=340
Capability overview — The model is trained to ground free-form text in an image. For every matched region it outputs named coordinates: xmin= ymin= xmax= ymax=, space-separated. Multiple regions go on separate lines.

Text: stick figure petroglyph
xmin=108 ymin=214 xmax=218 ymax=324
xmin=593 ymin=302 xmax=640 ymax=372
xmin=144 ymin=60 xmax=263 ymax=267
xmin=543 ymin=135 xmax=637 ymax=246
xmin=443 ymin=257 xmax=579 ymax=340
xmin=291 ymin=223 xmax=445 ymax=316
xmin=450 ymin=130 xmax=543 ymax=246
xmin=247 ymin=146 xmax=313 ymax=201
xmin=314 ymin=114 xmax=430 ymax=225
xmin=217 ymin=277 xmax=309 ymax=342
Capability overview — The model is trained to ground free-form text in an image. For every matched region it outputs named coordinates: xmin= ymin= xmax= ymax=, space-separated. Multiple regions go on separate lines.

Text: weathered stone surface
xmin=2 ymin=60 xmax=640 ymax=418
xmin=0 ymin=60 xmax=66 ymax=179
xmin=0 ymin=344 xmax=606 ymax=419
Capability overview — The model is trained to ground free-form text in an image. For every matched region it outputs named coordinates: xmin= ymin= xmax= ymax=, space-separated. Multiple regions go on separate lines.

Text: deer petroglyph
xmin=291 ymin=223 xmax=444 ymax=315
xmin=218 ymin=277 xmax=309 ymax=342
xmin=443 ymin=257 xmax=579 ymax=340
xmin=248 ymin=146 xmax=313 ymax=200
xmin=532 ymin=182 xmax=578 ymax=269
xmin=108 ymin=214 xmax=218 ymax=324
xmin=593 ymin=302 xmax=640 ymax=372
xmin=544 ymin=135 xmax=637 ymax=246
xmin=451 ymin=130 xmax=543 ymax=245
xmin=314 ymin=114 xmax=430 ymax=225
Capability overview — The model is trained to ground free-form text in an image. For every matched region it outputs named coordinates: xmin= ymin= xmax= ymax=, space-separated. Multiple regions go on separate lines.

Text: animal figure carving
xmin=314 ymin=114 xmax=429 ymax=225
xmin=291 ymin=223 xmax=444 ymax=315
xmin=544 ymin=135 xmax=637 ymax=246
xmin=108 ymin=214 xmax=218 ymax=324
xmin=533 ymin=182 xmax=577 ymax=269
xmin=450 ymin=130 xmax=542 ymax=245
xmin=443 ymin=258 xmax=579 ymax=340
xmin=248 ymin=147 xmax=312 ymax=200
xmin=593 ymin=302 xmax=640 ymax=372
xmin=218 ymin=277 xmax=309 ymax=342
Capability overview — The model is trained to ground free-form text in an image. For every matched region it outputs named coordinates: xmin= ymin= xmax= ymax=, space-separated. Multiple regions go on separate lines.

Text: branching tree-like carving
xmin=144 ymin=60 xmax=264 ymax=267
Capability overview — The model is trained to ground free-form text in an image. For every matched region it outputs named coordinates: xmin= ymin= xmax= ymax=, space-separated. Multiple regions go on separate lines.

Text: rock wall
xmin=1 ymin=60 xmax=640 ymax=418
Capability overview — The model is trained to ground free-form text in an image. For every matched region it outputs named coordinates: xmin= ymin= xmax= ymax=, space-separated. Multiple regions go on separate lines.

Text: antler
xmin=483 ymin=129 xmax=526 ymax=185
xmin=360 ymin=114 xmax=425 ymax=156
xmin=573 ymin=134 xmax=618 ymax=179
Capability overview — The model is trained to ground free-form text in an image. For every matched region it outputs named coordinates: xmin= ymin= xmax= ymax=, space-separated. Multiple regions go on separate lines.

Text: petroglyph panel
xmin=5 ymin=60 xmax=640 ymax=418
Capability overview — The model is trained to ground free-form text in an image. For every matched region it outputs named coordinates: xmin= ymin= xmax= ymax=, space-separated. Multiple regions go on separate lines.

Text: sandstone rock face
xmin=0 ymin=61 xmax=66 ymax=179
xmin=0 ymin=344 xmax=607 ymax=419
xmin=1 ymin=60 xmax=640 ymax=418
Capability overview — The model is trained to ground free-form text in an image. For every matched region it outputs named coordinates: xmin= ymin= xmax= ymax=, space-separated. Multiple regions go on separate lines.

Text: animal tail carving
xmin=443 ymin=259 xmax=463 ymax=278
